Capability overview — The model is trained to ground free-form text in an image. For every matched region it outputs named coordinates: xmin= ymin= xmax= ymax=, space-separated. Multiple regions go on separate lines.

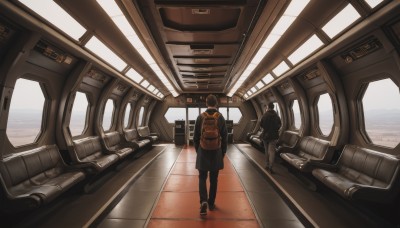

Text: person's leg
xmin=208 ymin=170 xmax=219 ymax=209
xmin=268 ymin=140 xmax=277 ymax=171
xmin=263 ymin=139 xmax=270 ymax=168
xmin=199 ymin=170 xmax=208 ymax=204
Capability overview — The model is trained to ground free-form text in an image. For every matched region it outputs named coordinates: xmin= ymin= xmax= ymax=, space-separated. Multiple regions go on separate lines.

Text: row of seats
xmin=0 ymin=126 xmax=158 ymax=212
xmin=280 ymin=136 xmax=400 ymax=203
xmin=248 ymin=129 xmax=400 ymax=203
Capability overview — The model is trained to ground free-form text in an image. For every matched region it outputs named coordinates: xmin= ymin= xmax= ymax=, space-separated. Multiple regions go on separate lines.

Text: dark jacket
xmin=194 ymin=108 xmax=227 ymax=171
xmin=260 ymin=109 xmax=282 ymax=141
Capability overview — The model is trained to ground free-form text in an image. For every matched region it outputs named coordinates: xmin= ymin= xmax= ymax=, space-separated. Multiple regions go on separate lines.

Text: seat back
xmin=137 ymin=126 xmax=151 ymax=137
xmin=73 ymin=136 xmax=103 ymax=160
xmin=278 ymin=131 xmax=299 ymax=148
xmin=298 ymin=136 xmax=331 ymax=162
xmin=0 ymin=145 xmax=64 ymax=188
xmin=104 ymin=131 xmax=122 ymax=147
xmin=338 ymin=145 xmax=400 ymax=188
xmin=124 ymin=129 xmax=139 ymax=142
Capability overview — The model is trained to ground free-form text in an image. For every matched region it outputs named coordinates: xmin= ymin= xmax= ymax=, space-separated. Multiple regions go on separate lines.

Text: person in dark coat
xmin=193 ymin=94 xmax=227 ymax=215
xmin=260 ymin=102 xmax=282 ymax=173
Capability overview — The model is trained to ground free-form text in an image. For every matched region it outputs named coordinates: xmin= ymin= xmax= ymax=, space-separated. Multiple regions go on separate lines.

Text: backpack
xmin=200 ymin=112 xmax=221 ymax=150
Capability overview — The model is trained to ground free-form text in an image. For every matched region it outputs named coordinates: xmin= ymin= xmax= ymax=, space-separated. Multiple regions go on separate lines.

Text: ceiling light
xmin=256 ymin=81 xmax=264 ymax=89
xmin=140 ymin=80 xmax=150 ymax=88
xmin=85 ymin=36 xmax=127 ymax=71
xmin=288 ymin=34 xmax=324 ymax=65
xmin=228 ymin=0 xmax=310 ymax=97
xmin=273 ymin=61 xmax=290 ymax=76
xmin=364 ymin=0 xmax=383 ymax=8
xmin=322 ymin=4 xmax=361 ymax=38
xmin=125 ymin=68 xmax=143 ymax=83
xmin=19 ymin=0 xmax=86 ymax=41
xmin=96 ymin=0 xmax=179 ymax=97
xmin=262 ymin=73 xmax=273 ymax=84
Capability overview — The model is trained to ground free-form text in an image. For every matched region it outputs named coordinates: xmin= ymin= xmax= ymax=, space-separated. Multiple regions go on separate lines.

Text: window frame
xmin=291 ymin=99 xmax=302 ymax=130
xmin=69 ymin=91 xmax=90 ymax=137
xmin=6 ymin=78 xmax=49 ymax=148
xmin=137 ymin=106 xmax=145 ymax=127
xmin=358 ymin=78 xmax=400 ymax=149
xmin=102 ymin=98 xmax=115 ymax=132
xmin=123 ymin=102 xmax=132 ymax=129
xmin=315 ymin=93 xmax=335 ymax=137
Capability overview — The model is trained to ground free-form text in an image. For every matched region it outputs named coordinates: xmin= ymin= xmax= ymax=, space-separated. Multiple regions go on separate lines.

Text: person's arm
xmin=193 ymin=115 xmax=202 ymax=152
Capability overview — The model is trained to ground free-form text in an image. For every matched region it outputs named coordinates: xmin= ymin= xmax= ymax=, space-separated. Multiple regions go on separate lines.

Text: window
xmin=164 ymin=107 xmax=186 ymax=123
xmin=361 ymin=78 xmax=400 ymax=148
xmin=292 ymin=100 xmax=302 ymax=129
xmin=124 ymin=103 xmax=132 ymax=128
xmin=138 ymin=106 xmax=145 ymax=126
xmin=7 ymin=78 xmax=46 ymax=147
xmin=69 ymin=92 xmax=89 ymax=136
xmin=188 ymin=107 xmax=199 ymax=121
xmin=317 ymin=93 xmax=334 ymax=136
xmin=219 ymin=107 xmax=228 ymax=119
xmin=274 ymin=102 xmax=281 ymax=117
xmin=273 ymin=61 xmax=290 ymax=76
xmin=288 ymin=34 xmax=324 ymax=65
xmin=102 ymin=99 xmax=114 ymax=131
xmin=229 ymin=107 xmax=242 ymax=124
xmin=364 ymin=0 xmax=383 ymax=8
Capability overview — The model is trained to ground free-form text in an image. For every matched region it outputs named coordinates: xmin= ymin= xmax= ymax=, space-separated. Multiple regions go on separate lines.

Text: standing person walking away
xmin=260 ymin=102 xmax=282 ymax=174
xmin=193 ymin=94 xmax=228 ymax=216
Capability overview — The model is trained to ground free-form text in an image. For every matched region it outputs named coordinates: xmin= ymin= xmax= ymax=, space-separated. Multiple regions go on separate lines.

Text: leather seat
xmin=0 ymin=145 xmax=85 ymax=212
xmin=103 ymin=131 xmax=135 ymax=159
xmin=137 ymin=126 xmax=159 ymax=143
xmin=124 ymin=129 xmax=151 ymax=149
xmin=312 ymin=144 xmax=400 ymax=203
xmin=276 ymin=131 xmax=299 ymax=153
xmin=72 ymin=136 xmax=119 ymax=173
xmin=280 ymin=136 xmax=333 ymax=172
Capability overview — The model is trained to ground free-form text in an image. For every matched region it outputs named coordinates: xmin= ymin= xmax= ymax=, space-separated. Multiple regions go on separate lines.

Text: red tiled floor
xmin=148 ymin=219 xmax=260 ymax=228
xmin=149 ymin=146 xmax=260 ymax=227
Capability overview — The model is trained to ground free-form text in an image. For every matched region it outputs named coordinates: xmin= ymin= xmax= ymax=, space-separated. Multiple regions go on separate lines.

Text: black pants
xmin=199 ymin=170 xmax=219 ymax=205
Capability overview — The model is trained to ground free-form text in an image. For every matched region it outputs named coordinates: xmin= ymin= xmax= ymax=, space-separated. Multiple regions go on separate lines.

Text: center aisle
xmin=147 ymin=146 xmax=260 ymax=227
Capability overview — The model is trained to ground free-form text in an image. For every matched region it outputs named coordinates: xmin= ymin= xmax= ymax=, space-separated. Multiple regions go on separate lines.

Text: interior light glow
xmin=140 ymin=80 xmax=150 ymax=88
xmin=262 ymin=74 xmax=274 ymax=84
xmin=256 ymin=81 xmax=264 ymax=89
xmin=19 ymin=0 xmax=86 ymax=41
xmin=125 ymin=68 xmax=143 ymax=83
xmin=96 ymin=0 xmax=179 ymax=97
xmin=244 ymin=94 xmax=249 ymax=99
xmin=364 ymin=0 xmax=383 ymax=8
xmin=85 ymin=36 xmax=127 ymax=71
xmin=288 ymin=34 xmax=324 ymax=65
xmin=247 ymin=91 xmax=253 ymax=95
xmin=251 ymin=87 xmax=257 ymax=93
xmin=272 ymin=61 xmax=290 ymax=76
xmin=322 ymin=4 xmax=361 ymax=38
xmin=228 ymin=0 xmax=310 ymax=97
xmin=147 ymin=85 xmax=156 ymax=92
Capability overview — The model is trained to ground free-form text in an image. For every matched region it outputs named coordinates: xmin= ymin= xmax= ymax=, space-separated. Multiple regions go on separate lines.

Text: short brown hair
xmin=268 ymin=102 xmax=274 ymax=109
xmin=206 ymin=94 xmax=218 ymax=107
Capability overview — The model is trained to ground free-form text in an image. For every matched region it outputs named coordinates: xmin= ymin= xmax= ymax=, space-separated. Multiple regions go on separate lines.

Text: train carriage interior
xmin=1 ymin=0 xmax=400 ymax=227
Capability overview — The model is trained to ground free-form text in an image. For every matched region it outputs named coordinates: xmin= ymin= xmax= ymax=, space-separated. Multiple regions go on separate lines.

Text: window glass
xmin=124 ymin=103 xmax=132 ymax=128
xmin=7 ymin=78 xmax=45 ymax=147
xmin=69 ymin=92 xmax=89 ymax=136
xmin=317 ymin=93 xmax=334 ymax=136
xmin=164 ymin=107 xmax=186 ymax=123
xmin=138 ymin=106 xmax=145 ymax=126
xmin=219 ymin=107 xmax=228 ymax=119
xmin=362 ymin=79 xmax=400 ymax=148
xmin=102 ymin=99 xmax=114 ymax=131
xmin=200 ymin=108 xmax=207 ymax=113
xmin=292 ymin=100 xmax=302 ymax=129
xmin=188 ymin=107 xmax=199 ymax=121
xmin=274 ymin=102 xmax=281 ymax=117
xmin=229 ymin=107 xmax=242 ymax=124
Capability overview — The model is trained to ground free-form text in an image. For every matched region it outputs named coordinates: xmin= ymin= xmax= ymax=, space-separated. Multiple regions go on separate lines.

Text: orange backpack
xmin=200 ymin=112 xmax=221 ymax=150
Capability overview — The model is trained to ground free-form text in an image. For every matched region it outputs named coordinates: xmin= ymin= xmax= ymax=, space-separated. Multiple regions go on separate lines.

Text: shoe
xmin=200 ymin=202 xmax=208 ymax=215
xmin=209 ymin=204 xmax=216 ymax=211
xmin=269 ymin=167 xmax=275 ymax=174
